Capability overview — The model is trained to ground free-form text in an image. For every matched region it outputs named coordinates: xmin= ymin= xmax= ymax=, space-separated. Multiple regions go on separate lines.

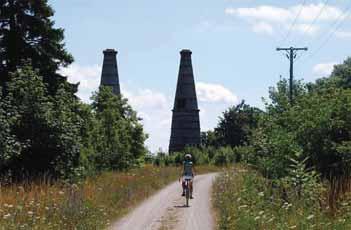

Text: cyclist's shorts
xmin=183 ymin=175 xmax=193 ymax=180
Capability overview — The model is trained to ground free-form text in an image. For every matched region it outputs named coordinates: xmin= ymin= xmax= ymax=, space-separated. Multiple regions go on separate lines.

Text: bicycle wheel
xmin=185 ymin=186 xmax=190 ymax=207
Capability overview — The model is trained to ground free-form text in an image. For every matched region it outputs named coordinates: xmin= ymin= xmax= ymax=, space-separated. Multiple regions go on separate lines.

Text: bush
xmin=84 ymin=86 xmax=147 ymax=171
xmin=0 ymin=67 xmax=82 ymax=179
xmin=212 ymin=147 xmax=233 ymax=166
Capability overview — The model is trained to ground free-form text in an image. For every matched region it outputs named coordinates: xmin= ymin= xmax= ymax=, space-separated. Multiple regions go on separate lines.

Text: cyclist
xmin=179 ymin=154 xmax=195 ymax=199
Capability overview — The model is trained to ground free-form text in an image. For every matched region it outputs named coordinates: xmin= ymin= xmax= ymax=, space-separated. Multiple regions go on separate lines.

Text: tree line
xmin=200 ymin=57 xmax=351 ymax=197
xmin=0 ymin=0 xmax=147 ymax=181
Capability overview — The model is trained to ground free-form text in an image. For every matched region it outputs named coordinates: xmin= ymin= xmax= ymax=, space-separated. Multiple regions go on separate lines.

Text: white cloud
xmin=252 ymin=21 xmax=273 ymax=34
xmin=59 ymin=64 xmax=101 ymax=102
xmin=125 ymin=89 xmax=168 ymax=110
xmin=225 ymin=3 xmax=345 ymax=36
xmin=196 ymin=82 xmax=238 ymax=104
xmin=290 ymin=23 xmax=320 ymax=35
xmin=313 ymin=62 xmax=337 ymax=77
xmin=226 ymin=4 xmax=343 ymax=22
xmin=59 ymin=64 xmax=239 ymax=152
xmin=122 ymin=88 xmax=172 ymax=151
xmin=226 ymin=5 xmax=291 ymax=22
xmin=335 ymin=31 xmax=351 ymax=39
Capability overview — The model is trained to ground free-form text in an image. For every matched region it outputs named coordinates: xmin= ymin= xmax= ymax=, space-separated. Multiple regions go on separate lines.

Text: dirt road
xmin=111 ymin=173 xmax=218 ymax=230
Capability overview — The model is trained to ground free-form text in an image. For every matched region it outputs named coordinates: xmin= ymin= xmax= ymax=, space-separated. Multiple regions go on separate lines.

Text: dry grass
xmin=0 ymin=164 xmax=218 ymax=229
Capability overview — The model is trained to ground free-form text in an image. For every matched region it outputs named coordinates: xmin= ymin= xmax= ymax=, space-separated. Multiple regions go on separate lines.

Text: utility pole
xmin=276 ymin=47 xmax=308 ymax=104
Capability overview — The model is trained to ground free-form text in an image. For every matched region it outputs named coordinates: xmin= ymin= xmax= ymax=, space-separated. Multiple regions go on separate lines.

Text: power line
xmin=293 ymin=0 xmax=330 ymax=45
xmin=280 ymin=0 xmax=308 ymax=45
xmin=296 ymin=3 xmax=351 ymax=63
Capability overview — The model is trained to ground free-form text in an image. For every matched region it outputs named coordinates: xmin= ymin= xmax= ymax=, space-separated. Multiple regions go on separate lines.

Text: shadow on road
xmin=174 ymin=205 xmax=190 ymax=208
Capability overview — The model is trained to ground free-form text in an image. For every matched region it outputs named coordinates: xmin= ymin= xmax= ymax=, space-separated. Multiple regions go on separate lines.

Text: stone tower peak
xmin=100 ymin=49 xmax=120 ymax=95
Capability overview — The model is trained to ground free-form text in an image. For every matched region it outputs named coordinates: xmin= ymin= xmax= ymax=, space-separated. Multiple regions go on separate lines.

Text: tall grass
xmin=0 ymin=165 xmax=217 ymax=229
xmin=213 ymin=166 xmax=351 ymax=229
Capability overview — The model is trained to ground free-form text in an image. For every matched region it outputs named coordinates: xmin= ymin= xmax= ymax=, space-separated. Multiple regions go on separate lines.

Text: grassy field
xmin=213 ymin=166 xmax=351 ymax=229
xmin=0 ymin=165 xmax=218 ymax=229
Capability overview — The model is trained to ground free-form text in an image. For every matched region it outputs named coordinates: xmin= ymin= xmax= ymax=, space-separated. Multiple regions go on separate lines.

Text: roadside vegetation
xmin=0 ymin=164 xmax=219 ymax=229
xmin=210 ymin=58 xmax=351 ymax=229
xmin=0 ymin=1 xmax=147 ymax=182
xmin=2 ymin=1 xmax=351 ymax=229
xmin=213 ymin=166 xmax=351 ymax=229
xmin=0 ymin=2 xmax=222 ymax=229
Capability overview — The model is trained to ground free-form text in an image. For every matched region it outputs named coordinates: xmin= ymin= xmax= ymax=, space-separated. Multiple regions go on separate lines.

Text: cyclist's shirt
xmin=183 ymin=160 xmax=193 ymax=177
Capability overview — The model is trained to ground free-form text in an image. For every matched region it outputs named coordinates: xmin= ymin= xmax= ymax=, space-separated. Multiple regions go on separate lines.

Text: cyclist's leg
xmin=181 ymin=179 xmax=185 ymax=196
xmin=190 ymin=180 xmax=193 ymax=198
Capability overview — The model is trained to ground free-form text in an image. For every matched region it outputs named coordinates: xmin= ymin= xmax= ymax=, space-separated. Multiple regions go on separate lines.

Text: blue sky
xmin=51 ymin=0 xmax=351 ymax=152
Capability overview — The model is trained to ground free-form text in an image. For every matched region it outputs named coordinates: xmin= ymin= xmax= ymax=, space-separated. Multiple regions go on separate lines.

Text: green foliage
xmin=213 ymin=168 xmax=348 ymax=229
xmin=0 ymin=66 xmax=82 ymax=179
xmin=85 ymin=86 xmax=147 ymax=171
xmin=281 ymin=157 xmax=323 ymax=202
xmin=0 ymin=0 xmax=73 ymax=91
xmin=214 ymin=100 xmax=261 ymax=148
xmin=201 ymin=130 xmax=218 ymax=147
xmin=250 ymin=70 xmax=351 ymax=179
xmin=212 ymin=147 xmax=232 ymax=166
xmin=0 ymin=1 xmax=148 ymax=180
xmin=311 ymin=57 xmax=351 ymax=90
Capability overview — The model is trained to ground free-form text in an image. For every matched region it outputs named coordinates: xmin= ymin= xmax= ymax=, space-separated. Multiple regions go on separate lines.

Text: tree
xmin=0 ymin=0 xmax=74 ymax=93
xmin=0 ymin=66 xmax=82 ymax=179
xmin=249 ymin=68 xmax=351 ymax=179
xmin=266 ymin=78 xmax=307 ymax=114
xmin=309 ymin=57 xmax=351 ymax=92
xmin=88 ymin=86 xmax=147 ymax=171
xmin=201 ymin=130 xmax=218 ymax=147
xmin=214 ymin=100 xmax=261 ymax=147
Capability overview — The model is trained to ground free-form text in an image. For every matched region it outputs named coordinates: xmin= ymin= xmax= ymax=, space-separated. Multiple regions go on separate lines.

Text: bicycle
xmin=183 ymin=177 xmax=192 ymax=207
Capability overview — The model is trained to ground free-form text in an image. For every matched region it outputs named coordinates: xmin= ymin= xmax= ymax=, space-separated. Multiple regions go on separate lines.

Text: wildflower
xmin=258 ymin=211 xmax=264 ymax=215
xmin=59 ymin=191 xmax=64 ymax=195
xmin=289 ymin=225 xmax=297 ymax=229
xmin=307 ymin=214 xmax=314 ymax=220
xmin=3 ymin=213 xmax=11 ymax=219
xmin=7 ymin=204 xmax=13 ymax=208
xmin=258 ymin=192 xmax=264 ymax=197
xmin=71 ymin=184 xmax=79 ymax=191
xmin=267 ymin=217 xmax=275 ymax=223
xmin=27 ymin=211 xmax=34 ymax=216
xmin=238 ymin=205 xmax=248 ymax=209
xmin=254 ymin=216 xmax=260 ymax=221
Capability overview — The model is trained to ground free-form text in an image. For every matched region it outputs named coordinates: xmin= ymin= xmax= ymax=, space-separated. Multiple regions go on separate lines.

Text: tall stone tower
xmin=100 ymin=49 xmax=121 ymax=95
xmin=169 ymin=49 xmax=201 ymax=153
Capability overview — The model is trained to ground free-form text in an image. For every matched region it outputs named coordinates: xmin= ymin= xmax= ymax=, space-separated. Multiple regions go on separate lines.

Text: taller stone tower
xmin=169 ymin=49 xmax=201 ymax=153
xmin=100 ymin=49 xmax=121 ymax=95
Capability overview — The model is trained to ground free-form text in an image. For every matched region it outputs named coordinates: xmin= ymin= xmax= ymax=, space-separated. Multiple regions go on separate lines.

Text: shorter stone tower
xmin=100 ymin=49 xmax=121 ymax=95
xmin=169 ymin=49 xmax=201 ymax=153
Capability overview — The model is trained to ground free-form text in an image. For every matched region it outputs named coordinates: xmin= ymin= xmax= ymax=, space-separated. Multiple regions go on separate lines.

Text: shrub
xmin=0 ymin=67 xmax=82 ymax=179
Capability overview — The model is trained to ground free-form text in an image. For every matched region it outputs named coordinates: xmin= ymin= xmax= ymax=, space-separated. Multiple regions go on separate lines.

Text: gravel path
xmin=111 ymin=173 xmax=218 ymax=230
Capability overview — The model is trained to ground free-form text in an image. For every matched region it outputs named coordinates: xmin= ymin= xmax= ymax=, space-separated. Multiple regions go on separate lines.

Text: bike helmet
xmin=185 ymin=154 xmax=192 ymax=160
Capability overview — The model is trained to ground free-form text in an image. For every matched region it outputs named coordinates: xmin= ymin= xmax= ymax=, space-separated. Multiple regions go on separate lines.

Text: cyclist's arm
xmin=192 ymin=165 xmax=196 ymax=177
xmin=179 ymin=166 xmax=184 ymax=181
